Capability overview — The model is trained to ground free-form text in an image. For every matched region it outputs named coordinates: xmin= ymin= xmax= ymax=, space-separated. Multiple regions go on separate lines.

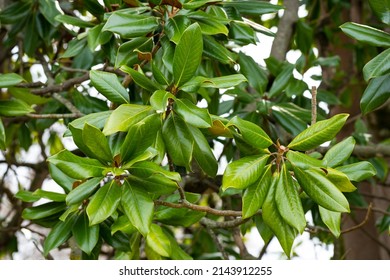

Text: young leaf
xmin=174 ymin=98 xmax=212 ymax=128
xmin=222 ymin=154 xmax=269 ymax=191
xmin=0 ymin=99 xmax=34 ymax=117
xmin=173 ymin=23 xmax=203 ymax=87
xmin=323 ymin=136 xmax=355 ymax=167
xmin=64 ymin=111 xmax=112 ymax=137
xmin=82 ymin=123 xmax=113 ymax=163
xmin=361 ymin=74 xmax=390 ymax=114
xmin=43 ymin=214 xmax=76 ymax=256
xmin=363 ymin=48 xmax=390 ymax=81
xmin=86 ymin=180 xmax=121 ymax=225
xmin=312 ymin=168 xmax=357 ymax=192
xmin=262 ymin=173 xmax=297 ymax=257
xmin=288 ymin=114 xmax=349 ymax=151
xmin=162 ymin=114 xmax=194 ymax=170
xmin=201 ymin=74 xmax=247 ymax=89
xmin=242 ymin=164 xmax=272 ymax=219
xmin=121 ymin=179 xmax=154 ymax=236
xmin=335 ymin=161 xmax=377 ymax=182
xmin=103 ymin=104 xmax=154 ymax=135
xmin=90 ymin=70 xmax=130 ymax=104
xmin=33 ymin=189 xmax=66 ymax=202
xmin=228 ymin=116 xmax=273 ymax=149
xmin=275 ymin=164 xmax=306 ymax=233
xmin=48 ymin=150 xmax=106 ymax=180
xmin=66 ymin=177 xmax=103 ymax=205
xmin=146 ymin=224 xmax=172 ymax=258
xmin=294 ymin=167 xmax=350 ymax=212
xmin=319 ymin=206 xmax=341 ymax=238
xmin=14 ymin=190 xmax=40 ymax=203
xmin=0 ymin=73 xmax=25 ymax=87
xmin=73 ymin=212 xmax=100 ymax=255
xmin=340 ymin=22 xmax=390 ymax=47
xmin=286 ymin=150 xmax=323 ymax=169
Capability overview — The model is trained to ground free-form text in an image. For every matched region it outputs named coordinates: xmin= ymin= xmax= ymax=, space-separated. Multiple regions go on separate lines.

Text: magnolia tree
xmin=0 ymin=0 xmax=389 ymax=260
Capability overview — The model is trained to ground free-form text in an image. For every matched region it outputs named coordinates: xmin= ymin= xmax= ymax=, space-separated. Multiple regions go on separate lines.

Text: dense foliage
xmin=0 ymin=0 xmax=389 ymax=259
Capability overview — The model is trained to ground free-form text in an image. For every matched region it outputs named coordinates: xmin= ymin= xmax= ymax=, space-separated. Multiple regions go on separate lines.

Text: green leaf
xmin=162 ymin=114 xmax=194 ymax=170
xmin=363 ymin=48 xmax=390 ymax=81
xmin=0 ymin=73 xmax=25 ymax=87
xmin=115 ymin=37 xmax=153 ymax=68
xmin=111 ymin=215 xmax=137 ymax=235
xmin=87 ymin=180 xmax=121 ymax=225
xmin=126 ymin=173 xmax=178 ymax=196
xmin=0 ymin=99 xmax=34 ymax=117
xmin=242 ymin=164 xmax=272 ymax=219
xmin=223 ymin=1 xmax=283 ymax=15
xmin=73 ymin=212 xmax=99 ymax=255
xmin=228 ymin=116 xmax=273 ymax=149
xmin=66 ymin=177 xmax=103 ymax=205
xmin=335 ymin=161 xmax=377 ymax=182
xmin=188 ymin=124 xmax=218 ymax=177
xmin=276 ymin=164 xmax=306 ymax=233
xmin=87 ymin=23 xmax=104 ymax=51
xmin=188 ymin=11 xmax=229 ymax=36
xmin=43 ymin=214 xmax=76 ymax=256
xmin=174 ymin=99 xmax=212 ymax=128
xmin=0 ymin=118 xmax=5 ymax=150
xmin=203 ymin=35 xmax=237 ymax=64
xmin=55 ymin=14 xmax=94 ymax=28
xmin=183 ymin=0 xmax=219 ymax=10
xmin=130 ymin=161 xmax=180 ymax=182
xmin=262 ymin=173 xmax=297 ymax=257
xmin=64 ymin=111 xmax=111 ymax=137
xmin=323 ymin=136 xmax=355 ymax=167
xmin=82 ymin=123 xmax=113 ymax=163
xmin=150 ymin=90 xmax=175 ymax=113
xmin=201 ymin=74 xmax=247 ymax=89
xmin=120 ymin=65 xmax=162 ymax=92
xmin=269 ymin=63 xmax=295 ymax=98
xmin=165 ymin=15 xmax=191 ymax=44
xmin=369 ymin=0 xmax=390 ymax=24
xmin=48 ymin=150 xmax=106 ymax=180
xmin=222 ymin=154 xmax=269 ymax=191
xmin=33 ymin=189 xmax=66 ymax=202
xmin=102 ymin=12 xmax=159 ymax=38
xmin=90 ymin=70 xmax=130 ymax=104
xmin=312 ymin=168 xmax=357 ymax=192
xmin=340 ymin=22 xmax=390 ymax=47
xmin=121 ymin=179 xmax=154 ymax=236
xmin=61 ymin=38 xmax=87 ymax=58
xmin=238 ymin=52 xmax=268 ymax=94
xmin=294 ymin=167 xmax=350 ymax=212
xmin=49 ymin=163 xmax=75 ymax=193
xmin=361 ymin=74 xmax=390 ymax=114
xmin=8 ymin=87 xmax=50 ymax=105
xmin=121 ymin=148 xmax=157 ymax=169
xmin=22 ymin=202 xmax=66 ymax=220
xmin=286 ymin=150 xmax=323 ymax=169
xmin=103 ymin=104 xmax=154 ymax=135
xmin=173 ymin=23 xmax=203 ymax=87
xmin=14 ymin=190 xmax=40 ymax=203
xmin=319 ymin=206 xmax=341 ymax=238
xmin=146 ymin=224 xmax=172 ymax=257
xmin=288 ymin=114 xmax=349 ymax=151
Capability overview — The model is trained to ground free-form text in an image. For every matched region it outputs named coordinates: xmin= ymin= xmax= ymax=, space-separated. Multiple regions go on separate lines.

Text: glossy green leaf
xmin=87 ymin=180 xmax=121 ymax=225
xmin=0 ymin=73 xmax=25 ymax=87
xmin=121 ymin=179 xmax=154 ymax=236
xmin=103 ymin=104 xmax=154 ymax=135
xmin=115 ymin=37 xmax=153 ymax=68
xmin=323 ymin=136 xmax=355 ymax=167
xmin=369 ymin=0 xmax=390 ymax=24
xmin=340 ymin=22 xmax=390 ymax=47
xmin=14 ymin=190 xmax=40 ymax=203
xmin=0 ymin=99 xmax=34 ymax=117
xmin=150 ymin=90 xmax=175 ymax=113
xmin=238 ymin=52 xmax=268 ymax=94
xmin=121 ymin=66 xmax=162 ymax=93
xmin=22 ymin=202 xmax=66 ymax=220
xmin=0 ymin=118 xmax=5 ymax=150
xmin=222 ymin=1 xmax=283 ymax=15
xmin=165 ymin=15 xmax=191 ymax=44
xmin=242 ymin=164 xmax=272 ymax=219
xmin=183 ymin=0 xmax=219 ymax=9
xmin=48 ymin=150 xmax=106 ymax=180
xmin=269 ymin=63 xmax=295 ymax=98
xmin=43 ymin=214 xmax=76 ymax=256
xmin=363 ymin=48 xmax=390 ymax=81
xmin=286 ymin=150 xmax=323 ymax=169
xmin=312 ymin=168 xmax=356 ymax=192
xmin=61 ymin=38 xmax=87 ymax=58
xmin=228 ymin=116 xmax=273 ymax=149
xmin=8 ymin=87 xmax=50 ymax=105
xmin=203 ymin=35 xmax=237 ymax=64
xmin=49 ymin=163 xmax=75 ymax=193
xmin=319 ymin=206 xmax=341 ymax=238
xmin=90 ymin=70 xmax=130 ymax=104
xmin=122 ymin=148 xmax=157 ymax=169
xmin=272 ymin=106 xmax=308 ymax=136
xmin=87 ymin=23 xmax=104 ymax=51
xmin=173 ymin=23 xmax=203 ymax=87
xmin=33 ymin=189 xmax=66 ymax=202
xmin=162 ymin=114 xmax=194 ymax=170
xmin=64 ymin=111 xmax=112 ymax=137
xmin=126 ymin=173 xmax=178 ymax=196
xmin=146 ymin=224 xmax=172 ymax=257
xmin=111 ymin=215 xmax=137 ymax=235
xmin=174 ymin=99 xmax=212 ymax=128
xmin=102 ymin=12 xmax=159 ymax=38
xmin=335 ymin=161 xmax=377 ymax=182
xmin=129 ymin=161 xmax=181 ymax=182
xmin=361 ymin=74 xmax=390 ymax=114
xmin=276 ymin=165 xmax=306 ymax=233
xmin=262 ymin=173 xmax=297 ymax=257
xmin=66 ymin=177 xmax=103 ymax=205
xmin=201 ymin=74 xmax=247 ymax=89
xmin=288 ymin=114 xmax=349 ymax=151
xmin=82 ymin=123 xmax=113 ymax=163
xmin=188 ymin=11 xmax=228 ymax=36
xmin=294 ymin=167 xmax=350 ymax=212
xmin=73 ymin=212 xmax=100 ymax=255
xmin=188 ymin=124 xmax=218 ymax=177
xmin=55 ymin=14 xmax=94 ymax=28
xmin=165 ymin=230 xmax=192 ymax=260
xmin=69 ymin=124 xmax=97 ymax=160
xmin=222 ymin=154 xmax=269 ymax=191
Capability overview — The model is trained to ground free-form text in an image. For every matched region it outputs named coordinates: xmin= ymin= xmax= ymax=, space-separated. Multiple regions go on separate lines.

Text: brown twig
xmin=204 ymin=226 xmax=229 ymax=260
xmin=26 ymin=113 xmax=83 ymax=119
xmin=311 ymin=86 xmax=317 ymax=125
xmin=200 ymin=217 xmax=248 ymax=228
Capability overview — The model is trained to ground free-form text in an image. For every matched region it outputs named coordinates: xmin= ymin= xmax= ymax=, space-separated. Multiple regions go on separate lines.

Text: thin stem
xmin=311 ymin=86 xmax=317 ymax=125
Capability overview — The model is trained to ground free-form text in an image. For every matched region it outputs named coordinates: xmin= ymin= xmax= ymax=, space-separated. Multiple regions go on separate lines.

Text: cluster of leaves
xmin=0 ymin=0 xmax=383 ymax=259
